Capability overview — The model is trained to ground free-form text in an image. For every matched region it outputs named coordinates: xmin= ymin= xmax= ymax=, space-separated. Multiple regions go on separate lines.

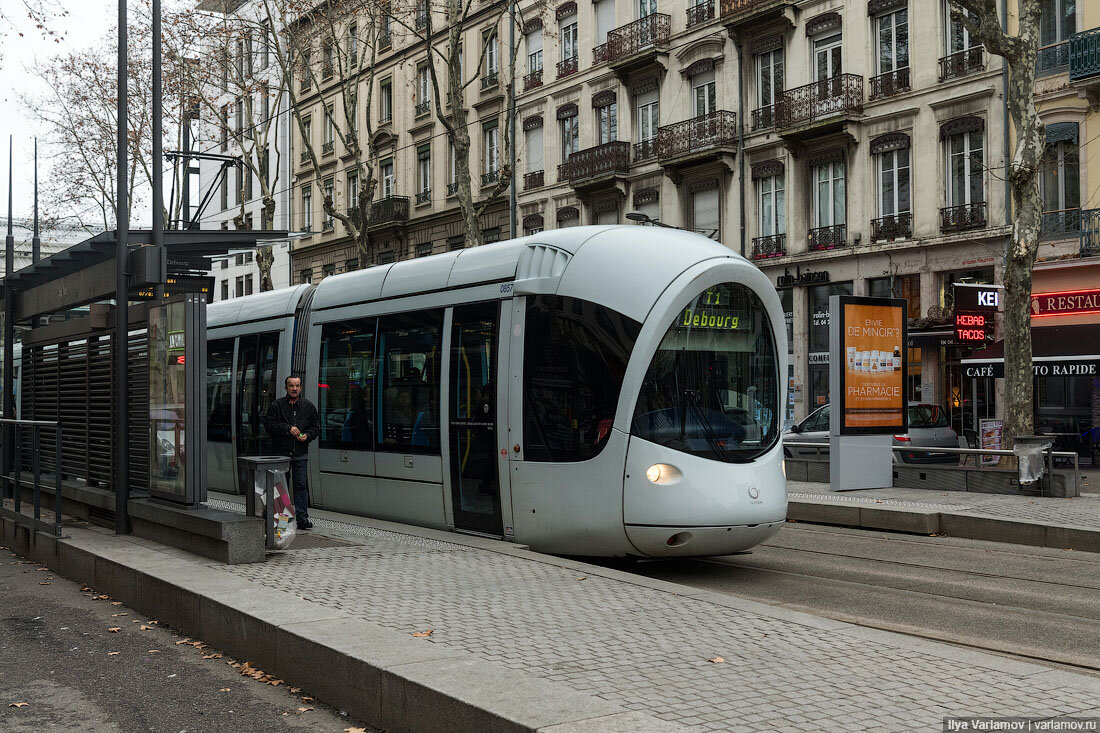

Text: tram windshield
xmin=632 ymin=282 xmax=779 ymax=462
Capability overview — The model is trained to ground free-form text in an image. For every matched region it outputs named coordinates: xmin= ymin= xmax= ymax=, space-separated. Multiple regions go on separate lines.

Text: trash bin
xmin=238 ymin=456 xmax=294 ymax=549
xmin=1012 ymin=436 xmax=1053 ymax=488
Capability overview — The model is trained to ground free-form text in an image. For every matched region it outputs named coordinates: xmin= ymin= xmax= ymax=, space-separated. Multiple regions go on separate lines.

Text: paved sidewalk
xmin=4 ymin=483 xmax=1100 ymax=733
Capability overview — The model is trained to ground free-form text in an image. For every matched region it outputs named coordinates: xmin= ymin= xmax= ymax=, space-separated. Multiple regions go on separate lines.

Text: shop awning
xmin=960 ymin=324 xmax=1100 ymax=378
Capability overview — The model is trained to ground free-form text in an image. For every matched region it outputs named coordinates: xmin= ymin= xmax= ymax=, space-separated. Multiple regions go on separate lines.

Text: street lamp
xmin=625 ymin=211 xmax=675 ymax=228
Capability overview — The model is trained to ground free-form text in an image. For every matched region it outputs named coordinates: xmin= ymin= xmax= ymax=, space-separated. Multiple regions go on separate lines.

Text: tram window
xmin=207 ymin=338 xmax=234 ymax=443
xmin=236 ymin=331 xmax=280 ymax=456
xmin=319 ymin=318 xmax=377 ymax=451
xmin=377 ymin=310 xmax=442 ymax=454
xmin=632 ymin=283 xmax=780 ymax=463
xmin=523 ymin=296 xmax=640 ymax=462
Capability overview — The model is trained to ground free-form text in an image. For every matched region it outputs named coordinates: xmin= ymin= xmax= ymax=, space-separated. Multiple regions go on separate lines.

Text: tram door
xmin=448 ymin=302 xmax=503 ymax=535
xmin=234 ymin=331 xmax=280 ymax=491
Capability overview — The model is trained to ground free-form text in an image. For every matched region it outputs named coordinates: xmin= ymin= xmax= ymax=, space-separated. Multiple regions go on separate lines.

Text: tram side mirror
xmin=789 ymin=423 xmax=802 ymax=434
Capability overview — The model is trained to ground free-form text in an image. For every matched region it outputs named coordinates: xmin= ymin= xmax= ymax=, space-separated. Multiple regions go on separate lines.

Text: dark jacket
xmin=264 ymin=395 xmax=321 ymax=458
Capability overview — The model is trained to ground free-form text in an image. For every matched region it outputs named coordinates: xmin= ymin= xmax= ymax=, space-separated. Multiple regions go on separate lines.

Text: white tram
xmin=206 ymin=226 xmax=788 ymax=557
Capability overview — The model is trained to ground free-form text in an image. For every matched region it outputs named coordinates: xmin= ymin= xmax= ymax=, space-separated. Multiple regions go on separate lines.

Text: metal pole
xmin=507 ymin=0 xmax=517 ymax=239
xmin=3 ymin=137 xmax=14 ymax=498
xmin=54 ymin=424 xmax=62 ymax=537
xmin=32 ymin=139 xmax=40 ymax=264
xmin=115 ymin=0 xmax=131 ymax=534
xmin=153 ymin=0 xmax=165 ymax=302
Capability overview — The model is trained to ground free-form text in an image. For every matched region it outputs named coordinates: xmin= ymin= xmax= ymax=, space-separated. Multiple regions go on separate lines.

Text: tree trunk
xmin=256 ymin=244 xmax=274 ymax=291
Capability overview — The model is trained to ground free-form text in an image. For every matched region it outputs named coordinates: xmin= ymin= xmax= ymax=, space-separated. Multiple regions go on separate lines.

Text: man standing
xmin=264 ymin=376 xmax=320 ymax=529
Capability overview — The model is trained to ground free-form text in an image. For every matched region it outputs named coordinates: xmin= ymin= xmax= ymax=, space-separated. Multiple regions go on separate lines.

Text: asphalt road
xmin=0 ymin=544 xmax=375 ymax=733
xmin=621 ymin=522 xmax=1100 ymax=673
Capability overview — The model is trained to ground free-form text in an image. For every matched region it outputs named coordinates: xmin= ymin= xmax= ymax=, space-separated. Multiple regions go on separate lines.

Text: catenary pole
xmin=114 ymin=0 xmax=131 ymax=533
xmin=3 ymin=138 xmax=14 ymax=493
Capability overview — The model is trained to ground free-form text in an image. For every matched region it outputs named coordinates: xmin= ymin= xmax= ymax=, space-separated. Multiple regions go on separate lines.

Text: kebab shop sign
xmin=839 ymin=298 xmax=907 ymax=434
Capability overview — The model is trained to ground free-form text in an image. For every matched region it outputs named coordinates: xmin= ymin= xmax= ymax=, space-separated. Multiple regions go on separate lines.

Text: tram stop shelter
xmin=1 ymin=228 xmax=287 ymax=563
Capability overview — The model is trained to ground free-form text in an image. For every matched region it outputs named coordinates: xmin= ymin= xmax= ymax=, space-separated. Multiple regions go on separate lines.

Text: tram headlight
xmin=645 ymin=463 xmax=682 ymax=485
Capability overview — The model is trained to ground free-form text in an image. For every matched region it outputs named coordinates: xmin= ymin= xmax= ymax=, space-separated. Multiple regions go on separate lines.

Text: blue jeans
xmin=289 ymin=457 xmax=310 ymax=520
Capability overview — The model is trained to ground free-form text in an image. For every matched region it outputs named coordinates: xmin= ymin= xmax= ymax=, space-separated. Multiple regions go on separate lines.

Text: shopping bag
xmin=254 ymin=468 xmax=297 ymax=549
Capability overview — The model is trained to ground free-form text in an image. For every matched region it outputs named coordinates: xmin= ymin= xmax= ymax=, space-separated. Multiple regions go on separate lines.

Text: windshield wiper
xmin=684 ymin=389 xmax=730 ymax=463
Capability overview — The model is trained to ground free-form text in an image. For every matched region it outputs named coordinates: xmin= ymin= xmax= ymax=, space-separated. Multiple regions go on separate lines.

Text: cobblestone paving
xmin=224 ymin=520 xmax=1100 ymax=732
xmin=790 ymin=481 xmax=1100 ymax=527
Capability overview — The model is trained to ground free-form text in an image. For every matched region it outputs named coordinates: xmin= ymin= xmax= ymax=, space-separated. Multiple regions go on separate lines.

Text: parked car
xmin=783 ymin=403 xmax=960 ymax=464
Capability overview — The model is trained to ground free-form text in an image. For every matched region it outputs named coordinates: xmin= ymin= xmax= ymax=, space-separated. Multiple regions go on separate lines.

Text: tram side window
xmin=319 ymin=318 xmax=376 ymax=451
xmin=377 ymin=310 xmax=442 ymax=454
xmin=207 ymin=338 xmax=234 ymax=442
xmin=236 ymin=331 xmax=280 ymax=455
xmin=523 ymin=296 xmax=640 ymax=462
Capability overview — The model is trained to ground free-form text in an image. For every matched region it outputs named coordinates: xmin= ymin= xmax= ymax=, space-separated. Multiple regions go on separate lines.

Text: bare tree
xmin=0 ymin=0 xmax=69 ymax=68
xmin=948 ymin=0 xmax=1043 ymax=446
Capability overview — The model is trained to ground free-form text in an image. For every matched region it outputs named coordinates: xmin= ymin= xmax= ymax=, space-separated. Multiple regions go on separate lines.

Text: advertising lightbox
xmin=836 ymin=296 xmax=908 ymax=435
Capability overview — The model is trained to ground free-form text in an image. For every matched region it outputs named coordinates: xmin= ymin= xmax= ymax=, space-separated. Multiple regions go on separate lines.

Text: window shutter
xmin=527 ymin=27 xmax=543 ymax=53
xmin=596 ymin=0 xmax=616 ymax=44
xmin=526 ymin=126 xmax=544 ymax=172
xmin=693 ymin=188 xmax=720 ymax=239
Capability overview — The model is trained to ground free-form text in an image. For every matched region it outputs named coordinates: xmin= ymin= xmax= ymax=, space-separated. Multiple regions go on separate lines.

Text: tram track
xmin=616 ymin=523 xmax=1100 ymax=675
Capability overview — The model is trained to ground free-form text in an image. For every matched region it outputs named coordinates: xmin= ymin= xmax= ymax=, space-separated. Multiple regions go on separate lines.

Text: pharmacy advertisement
xmin=837 ymin=297 xmax=908 ymax=435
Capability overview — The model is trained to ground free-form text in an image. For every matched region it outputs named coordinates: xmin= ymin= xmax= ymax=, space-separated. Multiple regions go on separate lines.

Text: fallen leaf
xmin=202 ymin=653 xmax=223 ymax=660
xmin=301 ymin=696 xmax=314 ymax=702
xmin=219 ymin=688 xmax=231 ymax=692
xmin=708 ymin=657 xmax=725 ymax=664
xmin=280 ymin=712 xmax=289 ymax=717
xmin=175 ymin=639 xmax=191 ymax=645
xmin=289 ymin=687 xmax=301 ymax=693
xmin=94 ymin=595 xmax=109 ymax=600
xmin=39 ymin=582 xmax=51 ymax=585
xmin=411 ymin=630 xmax=433 ymax=637
xmin=297 ymin=707 xmax=314 ymax=713
xmin=36 ymin=567 xmax=50 ymax=571
xmin=146 ymin=620 xmax=159 ymax=625
xmin=112 ymin=613 xmax=128 ymax=617
xmin=345 ymin=728 xmax=368 ymax=733
xmin=110 ymin=602 xmax=123 ymax=606
xmin=8 ymin=702 xmax=29 ymax=708
xmin=108 ymin=627 xmax=121 ymax=633
xmin=268 ymin=679 xmax=282 ymax=687
xmin=576 ymin=576 xmax=587 ymax=581
xmin=140 ymin=625 xmax=154 ymax=631
xmin=107 ymin=651 xmax=120 ymax=656
xmin=148 ymin=650 xmax=160 ymax=654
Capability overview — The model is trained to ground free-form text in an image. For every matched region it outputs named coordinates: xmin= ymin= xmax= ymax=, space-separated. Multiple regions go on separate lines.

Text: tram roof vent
xmin=514 ymin=244 xmax=571 ymax=291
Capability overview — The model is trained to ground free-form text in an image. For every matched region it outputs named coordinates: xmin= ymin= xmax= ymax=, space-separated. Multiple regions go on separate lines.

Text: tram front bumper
xmin=624 ymin=521 xmax=784 ymax=558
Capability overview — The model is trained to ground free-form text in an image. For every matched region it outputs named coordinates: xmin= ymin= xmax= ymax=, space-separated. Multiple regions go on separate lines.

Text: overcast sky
xmin=1 ymin=0 xmax=141 ymax=230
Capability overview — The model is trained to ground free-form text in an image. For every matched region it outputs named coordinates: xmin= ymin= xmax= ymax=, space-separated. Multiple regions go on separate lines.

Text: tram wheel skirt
xmin=625 ymin=522 xmax=784 ymax=557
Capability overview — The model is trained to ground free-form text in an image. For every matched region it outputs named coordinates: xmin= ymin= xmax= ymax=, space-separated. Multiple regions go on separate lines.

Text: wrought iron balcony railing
xmin=940 ymin=201 xmax=987 ymax=232
xmin=1081 ymin=208 xmax=1100 ymax=256
xmin=870 ymin=212 xmax=912 ymax=242
xmin=1040 ymin=208 xmax=1082 ymax=240
xmin=808 ymin=224 xmax=846 ymax=251
xmin=523 ymin=69 xmax=543 ymax=92
xmin=1037 ymin=41 xmax=1070 ymax=76
xmin=558 ymin=141 xmax=631 ymax=183
xmin=299 ymin=151 xmax=310 ymax=164
xmin=415 ymin=12 xmax=428 ymax=30
xmin=369 ymin=195 xmax=410 ymax=227
xmin=775 ymin=75 xmax=863 ymax=129
xmin=322 ymin=141 xmax=334 ymax=155
xmin=322 ymin=218 xmax=334 ymax=231
xmin=605 ymin=14 xmax=670 ymax=64
xmin=656 ymin=110 xmax=737 ymax=161
xmin=379 ymin=32 xmax=392 ymax=50
xmin=415 ymin=101 xmax=430 ymax=117
xmin=1070 ymin=28 xmax=1100 ymax=81
xmin=870 ymin=67 xmax=910 ymax=100
xmin=751 ymin=233 xmax=786 ymax=260
xmin=939 ymin=46 xmax=985 ymax=82
xmin=687 ymin=0 xmax=715 ymax=28
xmin=593 ymin=43 xmax=610 ymax=65
xmin=415 ymin=190 xmax=431 ymax=205
xmin=557 ymin=56 xmax=578 ymax=79
xmin=346 ymin=205 xmax=359 ymax=227
xmin=751 ymin=104 xmax=776 ymax=131
xmin=524 ymin=170 xmax=544 ymax=189
xmin=447 ymin=182 xmax=459 ymax=196
xmin=634 ymin=138 xmax=657 ymax=162
xmin=481 ymin=71 xmax=499 ymax=90
xmin=719 ymin=0 xmax=771 ymax=18
xmin=482 ymin=170 xmax=500 ymax=186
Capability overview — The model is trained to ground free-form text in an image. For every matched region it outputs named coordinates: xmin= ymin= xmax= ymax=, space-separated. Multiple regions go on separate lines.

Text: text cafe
xmin=961 ymin=260 xmax=1100 ymax=465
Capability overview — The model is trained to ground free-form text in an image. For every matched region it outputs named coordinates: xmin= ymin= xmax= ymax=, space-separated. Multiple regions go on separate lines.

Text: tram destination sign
xmin=133 ymin=275 xmax=214 ymax=301
xmin=679 ymin=287 xmax=752 ymax=331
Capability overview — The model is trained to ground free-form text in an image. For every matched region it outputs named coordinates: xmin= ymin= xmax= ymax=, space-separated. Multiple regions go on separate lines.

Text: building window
xmin=220 ymin=105 xmax=229 ymax=151
xmin=235 ymin=275 xmax=245 ymax=297
xmin=946 ymin=130 xmax=983 ymax=207
xmin=756 ymin=48 xmax=783 ymax=123
xmin=301 ymin=185 xmax=313 ymax=231
xmin=483 ymin=122 xmax=500 ymax=178
xmin=691 ymin=186 xmax=720 ymax=240
xmin=381 ymin=158 xmax=394 ymax=198
xmin=869 ymin=274 xmax=921 ymax=321
xmin=484 ymin=227 xmax=501 ymax=243
xmin=692 ymin=70 xmax=716 ymax=117
xmin=596 ymin=101 xmax=617 ymax=145
xmin=528 ymin=39 xmax=543 ymax=74
xmin=234 ymin=96 xmax=243 ymax=134
xmin=323 ymin=178 xmax=334 ymax=230
xmin=345 ymin=259 xmax=358 ymax=272
xmin=638 ymin=0 xmax=657 ymax=17
xmin=560 ymin=113 xmax=579 ymax=160
xmin=348 ymin=23 xmax=358 ymax=66
xmin=946 ymin=1 xmax=976 ymax=53
xmin=637 ymin=88 xmax=658 ymax=152
xmin=759 ymin=173 xmax=785 ymax=237
xmin=416 ymin=64 xmax=431 ymax=112
xmin=323 ymin=263 xmax=336 ymax=278
xmin=301 ymin=268 xmax=313 ymax=284
xmin=300 ymin=115 xmax=312 ymax=156
xmin=483 ymin=28 xmax=499 ymax=76
xmin=220 ymin=280 xmax=229 ymax=300
xmin=525 ymin=123 xmax=544 ymax=178
xmin=417 ymin=242 xmax=433 ymax=257
xmin=448 ymin=140 xmax=458 ymax=190
xmin=1040 ymin=130 xmax=1080 ymax=214
xmin=813 ymin=160 xmax=846 ymax=228
xmin=1040 ymin=0 xmax=1076 ymax=46
xmin=323 ymin=104 xmax=335 ymax=152
xmin=417 ymin=144 xmax=431 ymax=199
xmin=560 ymin=20 xmax=578 ymax=64
xmin=232 ymin=165 xmax=242 ymax=206
xmin=220 ymin=172 xmax=228 ymax=211
xmin=380 ymin=78 xmax=392 ymax=122
xmin=877 ymin=8 xmax=909 ymax=75
xmin=347 ymin=171 xmax=359 ymax=212
xmin=878 ymin=148 xmax=910 ymax=217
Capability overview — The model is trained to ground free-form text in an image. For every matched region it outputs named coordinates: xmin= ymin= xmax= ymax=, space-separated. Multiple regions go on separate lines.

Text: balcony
xmin=368 ymin=195 xmax=410 ymax=230
xmin=939 ymin=46 xmax=985 ymax=82
xmin=482 ymin=170 xmax=500 ymax=186
xmin=415 ymin=12 xmax=428 ymax=30
xmin=634 ymin=138 xmax=657 ymax=162
xmin=379 ymin=32 xmax=391 ymax=51
xmin=1081 ymin=209 xmax=1100 ymax=256
xmin=775 ymin=75 xmax=863 ymax=135
xmin=870 ymin=68 xmax=910 ymax=100
xmin=656 ymin=111 xmax=737 ymax=168
xmin=416 ymin=190 xmax=431 ymax=205
xmin=751 ymin=233 xmax=786 ymax=260
xmin=524 ymin=170 xmax=544 ymax=190
xmin=1037 ymin=41 xmax=1070 ymax=77
xmin=1070 ymin=28 xmax=1100 ymax=81
xmin=940 ymin=202 xmax=987 ymax=232
xmin=751 ymin=105 xmax=776 ymax=131
xmin=558 ymin=141 xmax=631 ymax=188
xmin=593 ymin=43 xmax=611 ymax=65
xmin=604 ymin=14 xmax=670 ymax=74
xmin=686 ymin=0 xmax=715 ymax=28
xmin=299 ymin=151 xmax=310 ymax=164
xmin=322 ymin=141 xmax=334 ymax=155
xmin=870 ymin=212 xmax=912 ymax=242
xmin=1040 ymin=208 xmax=1082 ymax=241
xmin=481 ymin=71 xmax=499 ymax=90
xmin=346 ymin=205 xmax=360 ymax=226
xmin=808 ymin=224 xmax=846 ymax=251
xmin=322 ymin=218 xmax=334 ymax=232
xmin=447 ymin=182 xmax=459 ymax=196
xmin=557 ymin=56 xmax=578 ymax=79
xmin=720 ymin=0 xmax=793 ymax=29
xmin=415 ymin=101 xmax=430 ymax=117
xmin=523 ymin=69 xmax=543 ymax=92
